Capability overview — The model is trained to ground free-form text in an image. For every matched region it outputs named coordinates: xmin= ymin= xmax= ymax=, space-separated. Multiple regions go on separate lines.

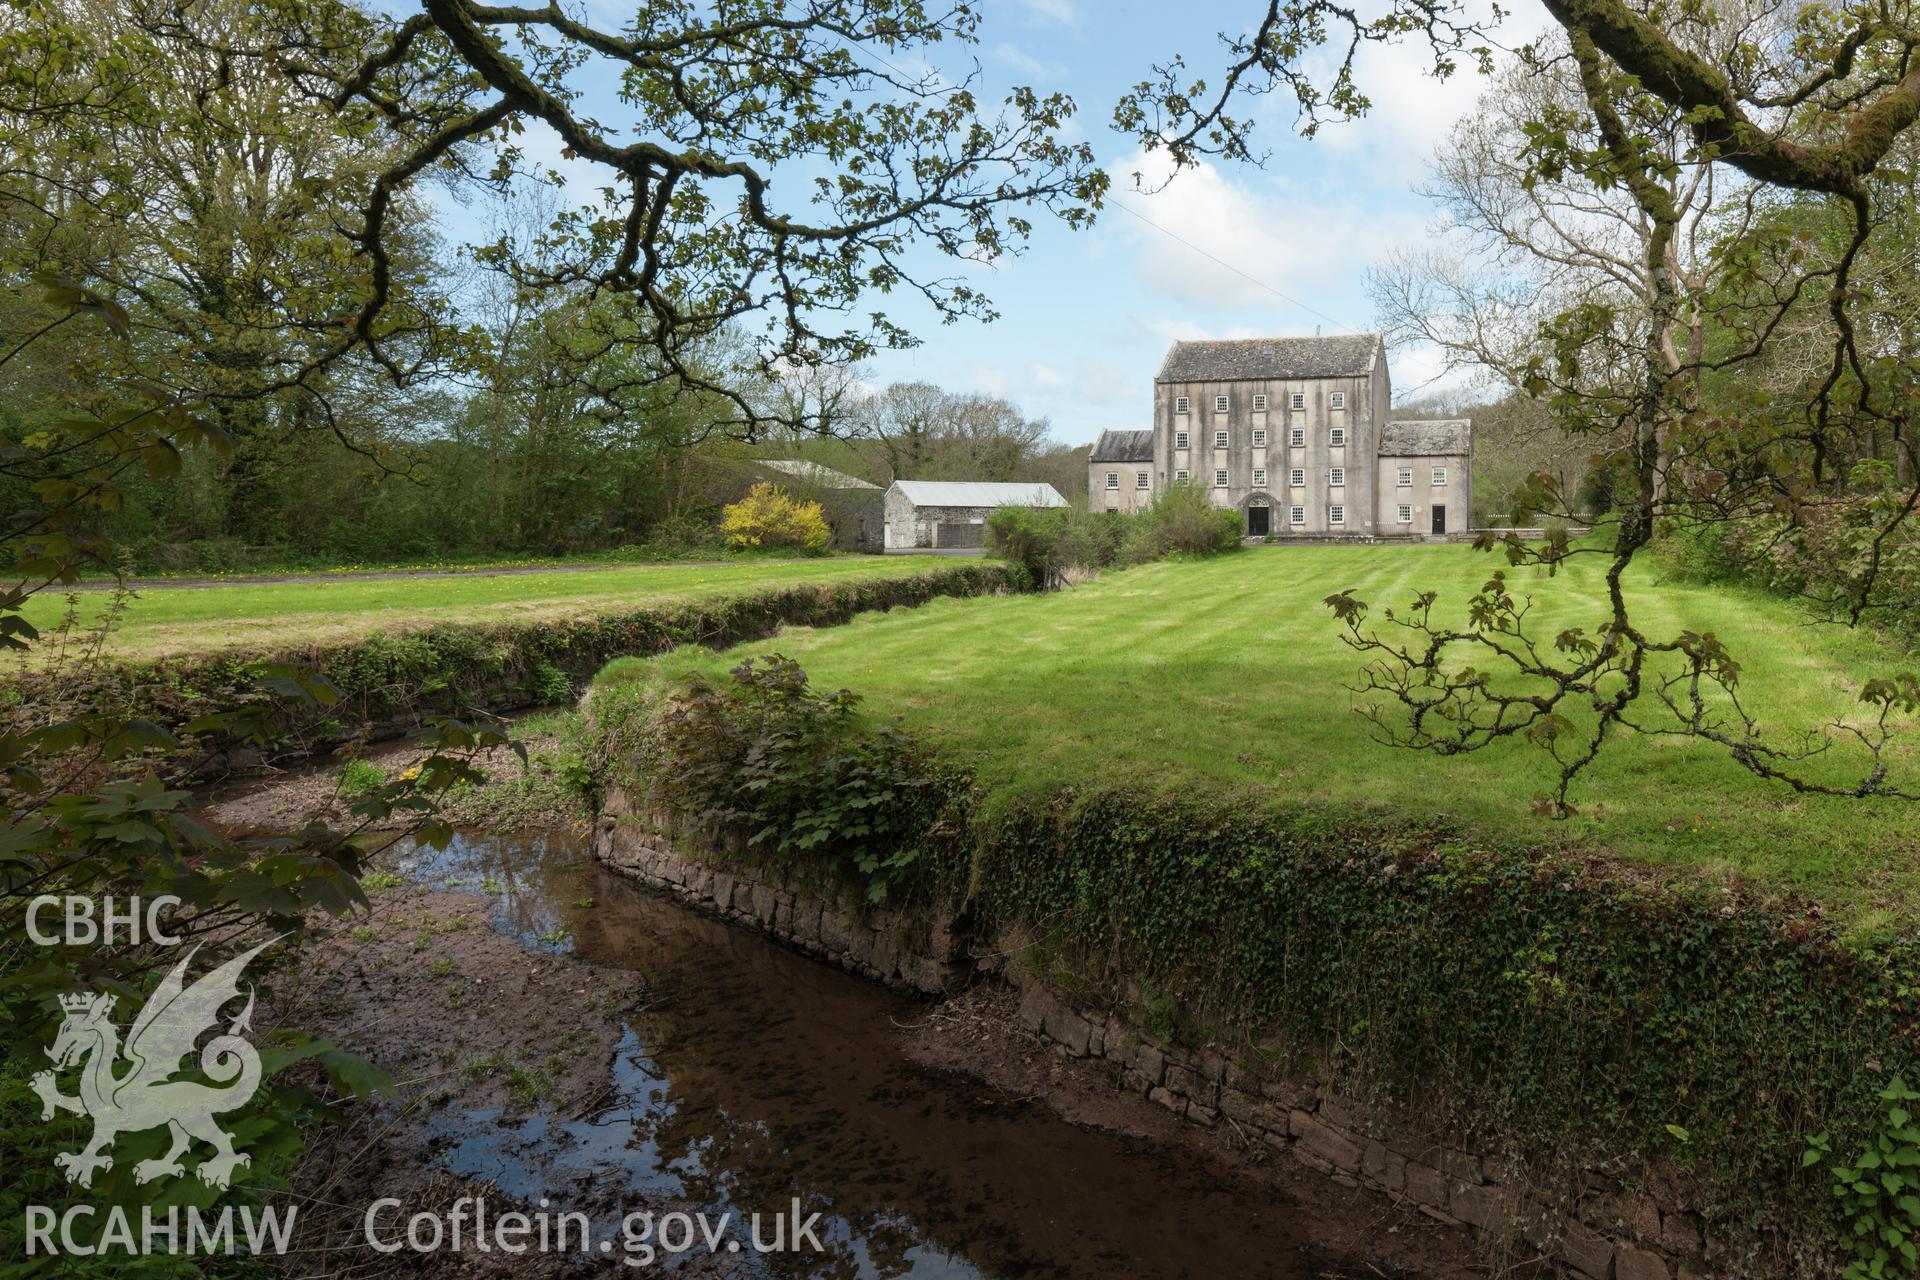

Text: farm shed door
xmin=934 ymin=520 xmax=985 ymax=549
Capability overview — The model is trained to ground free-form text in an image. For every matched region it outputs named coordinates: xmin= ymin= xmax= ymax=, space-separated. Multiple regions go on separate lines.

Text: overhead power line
xmin=1108 ymin=196 xmax=1360 ymax=335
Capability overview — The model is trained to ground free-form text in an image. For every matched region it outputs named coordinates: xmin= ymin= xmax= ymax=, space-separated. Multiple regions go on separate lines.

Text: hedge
xmin=2 ymin=561 xmax=1017 ymax=776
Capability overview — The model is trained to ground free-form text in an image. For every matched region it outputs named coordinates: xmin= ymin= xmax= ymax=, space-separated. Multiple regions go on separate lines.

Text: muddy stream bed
xmin=313 ymin=827 xmax=1483 ymax=1278
xmin=204 ymin=743 xmax=1483 ymax=1279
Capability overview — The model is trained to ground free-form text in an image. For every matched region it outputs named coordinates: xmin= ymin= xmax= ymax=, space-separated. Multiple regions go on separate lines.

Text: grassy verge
xmin=6 ymin=561 xmax=1017 ymax=777
xmin=58 ymin=540 xmax=855 ymax=582
xmin=585 ymin=553 xmax=1920 ymax=1274
xmin=600 ymin=544 xmax=1920 ymax=922
xmin=24 ymin=555 xmax=941 ymax=661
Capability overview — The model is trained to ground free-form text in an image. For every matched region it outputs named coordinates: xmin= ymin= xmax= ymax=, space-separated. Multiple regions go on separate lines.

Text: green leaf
xmin=320 ymin=1047 xmax=398 ymax=1100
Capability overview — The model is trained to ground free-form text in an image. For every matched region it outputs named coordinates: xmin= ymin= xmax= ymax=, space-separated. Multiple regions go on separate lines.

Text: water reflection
xmin=394 ymin=832 xmax=1418 ymax=1280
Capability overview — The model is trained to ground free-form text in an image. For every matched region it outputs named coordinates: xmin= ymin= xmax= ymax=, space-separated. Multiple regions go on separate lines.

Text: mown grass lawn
xmin=23 ymin=556 xmax=955 ymax=660
xmin=604 ymin=544 xmax=1920 ymax=921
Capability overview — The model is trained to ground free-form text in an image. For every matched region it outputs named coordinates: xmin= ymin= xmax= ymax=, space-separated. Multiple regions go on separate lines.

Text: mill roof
xmin=1089 ymin=429 xmax=1154 ymax=462
xmin=1379 ymin=419 xmax=1472 ymax=456
xmin=1156 ymin=334 xmax=1384 ymax=383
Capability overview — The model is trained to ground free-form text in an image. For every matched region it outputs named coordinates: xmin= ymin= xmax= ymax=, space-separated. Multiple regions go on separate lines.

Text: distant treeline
xmin=0 ymin=305 xmax=1089 ymax=572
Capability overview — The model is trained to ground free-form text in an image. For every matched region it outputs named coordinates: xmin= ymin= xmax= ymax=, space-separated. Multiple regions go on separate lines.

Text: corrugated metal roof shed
xmin=760 ymin=459 xmax=881 ymax=489
xmin=888 ymin=481 xmax=1067 ymax=508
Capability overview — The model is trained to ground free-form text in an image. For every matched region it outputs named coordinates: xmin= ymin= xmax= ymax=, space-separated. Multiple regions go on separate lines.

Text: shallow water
xmin=393 ymin=831 xmax=1424 ymax=1279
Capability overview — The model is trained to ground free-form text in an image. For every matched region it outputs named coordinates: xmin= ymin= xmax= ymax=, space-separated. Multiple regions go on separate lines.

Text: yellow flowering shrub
xmin=719 ymin=483 xmax=831 ymax=551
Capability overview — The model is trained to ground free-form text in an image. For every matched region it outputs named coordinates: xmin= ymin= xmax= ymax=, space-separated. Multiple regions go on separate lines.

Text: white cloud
xmin=1308 ymin=1 xmax=1551 ymax=177
xmin=1009 ymin=0 xmax=1083 ymax=29
xmin=966 ymin=364 xmax=1016 ymax=398
xmin=1140 ymin=317 xmax=1213 ymax=344
xmin=1027 ymin=361 xmax=1067 ymax=391
xmin=1385 ymin=340 xmax=1478 ymax=404
xmin=1068 ymin=356 xmax=1138 ymax=412
xmin=1105 ymin=148 xmax=1427 ymax=323
xmin=993 ymin=42 xmax=1067 ymax=81
xmin=1135 ymin=316 xmax=1269 ymax=345
xmin=514 ymin=121 xmax=611 ymax=195
xmin=1314 ymin=44 xmax=1483 ymax=175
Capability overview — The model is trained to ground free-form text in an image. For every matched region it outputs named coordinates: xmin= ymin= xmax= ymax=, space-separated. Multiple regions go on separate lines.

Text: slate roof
xmin=888 ymin=481 xmax=1067 ymax=509
xmin=1156 ymin=334 xmax=1383 ymax=383
xmin=760 ymin=459 xmax=881 ymax=489
xmin=1089 ymin=429 xmax=1154 ymax=463
xmin=1379 ymin=419 xmax=1472 ymax=456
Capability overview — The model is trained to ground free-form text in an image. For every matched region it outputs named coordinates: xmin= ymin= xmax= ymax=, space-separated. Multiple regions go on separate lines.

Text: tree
xmin=263 ymin=0 xmax=1104 ymax=429
xmin=772 ymin=359 xmax=874 ymax=444
xmin=1366 ymin=29 xmax=1734 ymax=493
xmin=862 ymin=382 xmax=1052 ymax=482
xmin=1129 ymin=0 xmax=1920 ymax=811
xmin=870 ymin=381 xmax=949 ymax=482
xmin=456 ymin=191 xmax=749 ymax=551
xmin=1 ymin=0 xmax=1108 ymax=589
xmin=940 ymin=393 xmax=1051 ymax=480
xmin=6 ymin=0 xmax=1916 ymax=829
xmin=2 ymin=0 xmax=462 ymax=539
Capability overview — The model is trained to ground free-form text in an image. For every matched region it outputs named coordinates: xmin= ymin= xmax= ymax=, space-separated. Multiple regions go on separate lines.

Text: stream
xmin=386 ymin=830 xmax=1429 ymax=1280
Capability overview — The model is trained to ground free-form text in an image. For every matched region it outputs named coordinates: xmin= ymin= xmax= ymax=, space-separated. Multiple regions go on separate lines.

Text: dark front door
xmin=1431 ymin=505 xmax=1447 ymax=535
xmin=1247 ymin=505 xmax=1270 ymax=537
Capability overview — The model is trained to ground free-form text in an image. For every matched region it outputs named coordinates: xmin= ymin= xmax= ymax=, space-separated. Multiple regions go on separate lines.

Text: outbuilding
xmin=881 ymin=480 xmax=1067 ymax=550
xmin=755 ymin=459 xmax=884 ymax=550
xmin=1373 ymin=420 xmax=1474 ymax=539
xmin=1087 ymin=429 xmax=1156 ymax=513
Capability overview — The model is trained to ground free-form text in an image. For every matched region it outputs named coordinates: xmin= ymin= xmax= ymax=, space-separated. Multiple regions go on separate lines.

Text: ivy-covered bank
xmin=588 ymin=656 xmax=1920 ymax=1280
xmin=2 ymin=562 xmax=1015 ymax=777
xmin=971 ymin=799 xmax=1916 ymax=1275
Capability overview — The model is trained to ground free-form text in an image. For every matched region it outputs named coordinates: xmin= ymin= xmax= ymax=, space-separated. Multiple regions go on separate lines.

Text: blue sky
xmin=424 ymin=0 xmax=1540 ymax=448
xmin=854 ymin=0 xmax=1522 ymax=446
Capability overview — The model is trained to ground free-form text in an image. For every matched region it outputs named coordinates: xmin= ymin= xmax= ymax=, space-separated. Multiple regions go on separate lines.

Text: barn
xmin=881 ymin=480 xmax=1068 ymax=550
xmin=756 ymin=459 xmax=884 ymax=550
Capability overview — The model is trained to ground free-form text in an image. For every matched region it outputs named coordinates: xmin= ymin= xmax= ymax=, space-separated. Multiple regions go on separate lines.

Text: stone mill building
xmin=1093 ymin=333 xmax=1473 ymax=539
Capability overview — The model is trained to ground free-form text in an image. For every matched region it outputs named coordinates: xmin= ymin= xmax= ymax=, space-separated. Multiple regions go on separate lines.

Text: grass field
xmin=22 ymin=556 xmax=956 ymax=660
xmin=604 ymin=545 xmax=1920 ymax=920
